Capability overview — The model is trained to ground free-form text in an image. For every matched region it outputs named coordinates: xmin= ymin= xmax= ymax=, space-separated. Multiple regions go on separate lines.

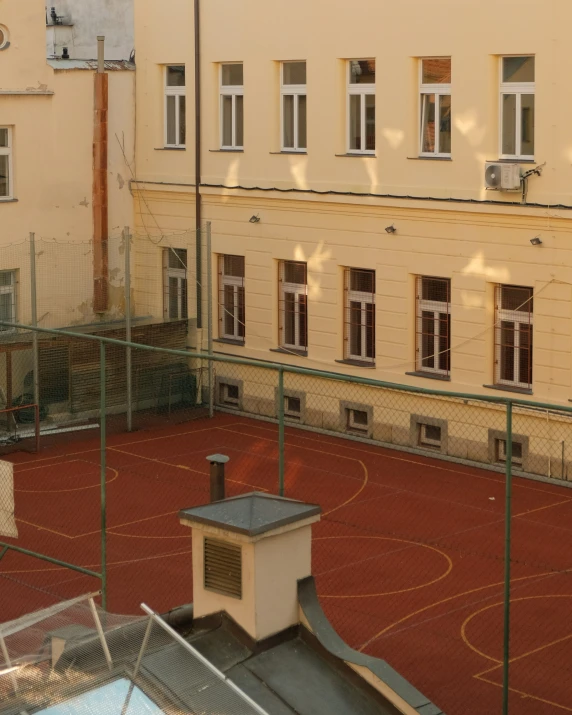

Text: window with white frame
xmin=163 ymin=248 xmax=188 ymax=320
xmin=281 ymin=61 xmax=306 ymax=152
xmin=419 ymin=423 xmax=442 ymax=449
xmin=279 ymin=260 xmax=308 ymax=352
xmin=221 ymin=63 xmax=244 ymax=149
xmin=284 ymin=394 xmax=302 ymax=420
xmin=165 ymin=66 xmax=186 ymax=147
xmin=500 ymin=56 xmax=535 ymax=159
xmin=420 ymin=58 xmax=451 ymax=157
xmin=219 ymin=255 xmax=245 ymax=341
xmin=344 ymin=268 xmax=375 ymax=362
xmin=348 ymin=60 xmax=375 ymax=154
xmin=219 ymin=382 xmax=240 ymax=408
xmin=0 ymin=128 xmax=13 ymax=199
xmin=494 ymin=284 xmax=533 ymax=390
xmin=415 ymin=276 xmax=451 ymax=376
xmin=0 ymin=270 xmax=16 ymax=330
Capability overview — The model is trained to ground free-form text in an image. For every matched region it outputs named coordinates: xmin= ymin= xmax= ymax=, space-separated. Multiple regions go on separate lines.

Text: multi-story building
xmin=131 ymin=1 xmax=572 ymax=475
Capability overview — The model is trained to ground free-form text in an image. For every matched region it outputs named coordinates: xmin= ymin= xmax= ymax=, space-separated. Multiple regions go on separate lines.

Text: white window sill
xmin=408 ymin=155 xmax=452 ymax=161
xmin=0 ymin=198 xmax=17 ymax=203
xmin=336 ymin=152 xmax=376 ymax=158
xmin=495 ymin=157 xmax=536 ymax=163
xmin=211 ymin=148 xmax=244 ymax=153
xmin=155 ymin=146 xmax=186 ymax=151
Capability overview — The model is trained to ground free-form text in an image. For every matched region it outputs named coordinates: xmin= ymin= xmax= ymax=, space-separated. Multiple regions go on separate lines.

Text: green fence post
xmin=100 ymin=341 xmax=107 ymax=610
xmin=502 ymin=400 xmax=513 ymax=715
xmin=278 ymin=367 xmax=285 ymax=497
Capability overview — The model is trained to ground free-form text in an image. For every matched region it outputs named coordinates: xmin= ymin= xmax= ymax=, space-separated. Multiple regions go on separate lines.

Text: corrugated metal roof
xmin=47 ymin=59 xmax=134 ymax=71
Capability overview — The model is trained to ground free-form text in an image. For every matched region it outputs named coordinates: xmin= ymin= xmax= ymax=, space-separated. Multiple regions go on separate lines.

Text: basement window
xmin=419 ymin=423 xmax=442 ymax=449
xmin=220 ymin=382 xmax=240 ymax=408
xmin=497 ymin=439 xmax=523 ymax=466
xmin=347 ymin=408 xmax=369 ymax=433
xmin=284 ymin=395 xmax=301 ymax=420
xmin=204 ymin=537 xmax=242 ymax=599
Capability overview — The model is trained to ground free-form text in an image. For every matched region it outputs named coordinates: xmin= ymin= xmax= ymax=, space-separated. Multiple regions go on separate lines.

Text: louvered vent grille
xmin=204 ymin=537 xmax=242 ymax=599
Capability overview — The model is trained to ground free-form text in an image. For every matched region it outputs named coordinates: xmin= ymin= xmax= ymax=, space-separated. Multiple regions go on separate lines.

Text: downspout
xmin=93 ymin=36 xmax=109 ymax=314
xmin=194 ymin=0 xmax=202 ymax=329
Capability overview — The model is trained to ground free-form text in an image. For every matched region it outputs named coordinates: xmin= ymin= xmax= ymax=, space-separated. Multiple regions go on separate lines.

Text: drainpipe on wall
xmin=93 ymin=35 xmax=109 ymax=314
xmin=194 ymin=0 xmax=202 ymax=330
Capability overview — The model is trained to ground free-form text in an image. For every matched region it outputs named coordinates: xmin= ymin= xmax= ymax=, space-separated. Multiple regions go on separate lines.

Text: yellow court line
xmin=15 ymin=518 xmax=76 ymax=540
xmin=358 ymin=566 xmax=572 ymax=652
xmin=314 ymin=535 xmax=452 ymax=598
xmin=234 ymin=421 xmax=563 ymax=496
xmin=12 ymin=422 xmax=246 ymax=468
xmin=323 ymin=460 xmax=368 ymax=516
xmin=462 ymin=594 xmax=572 ymax=668
xmin=109 ymin=445 xmax=270 ymax=493
xmin=474 ymin=674 xmax=572 ymax=714
xmin=15 ymin=466 xmax=119 ymax=494
xmin=514 ymin=497 xmax=572 ymax=518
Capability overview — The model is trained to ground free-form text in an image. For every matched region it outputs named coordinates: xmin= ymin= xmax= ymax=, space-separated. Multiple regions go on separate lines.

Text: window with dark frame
xmin=279 ymin=260 xmax=308 ymax=351
xmin=344 ymin=268 xmax=375 ymax=362
xmin=165 ymin=65 xmax=186 ymax=147
xmin=219 ymin=255 xmax=245 ymax=341
xmin=415 ymin=276 xmax=451 ymax=376
xmin=163 ymin=248 xmax=188 ymax=320
xmin=494 ymin=284 xmax=533 ymax=390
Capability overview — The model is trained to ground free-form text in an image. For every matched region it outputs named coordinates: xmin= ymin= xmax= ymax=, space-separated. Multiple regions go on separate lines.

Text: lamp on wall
xmin=249 ymin=215 xmax=261 ymax=224
xmin=530 ymin=236 xmax=542 ymax=246
xmin=385 ymin=224 xmax=397 ymax=234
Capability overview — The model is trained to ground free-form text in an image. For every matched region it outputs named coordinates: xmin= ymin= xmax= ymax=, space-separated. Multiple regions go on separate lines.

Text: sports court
xmin=2 ymin=412 xmax=572 ymax=715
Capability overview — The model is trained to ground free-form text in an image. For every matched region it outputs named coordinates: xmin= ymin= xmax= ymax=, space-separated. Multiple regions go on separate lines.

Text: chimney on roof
xmin=179 ymin=492 xmax=321 ymax=641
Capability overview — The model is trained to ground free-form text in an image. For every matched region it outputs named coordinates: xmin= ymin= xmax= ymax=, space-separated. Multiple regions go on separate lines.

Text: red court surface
xmin=2 ymin=412 xmax=572 ymax=715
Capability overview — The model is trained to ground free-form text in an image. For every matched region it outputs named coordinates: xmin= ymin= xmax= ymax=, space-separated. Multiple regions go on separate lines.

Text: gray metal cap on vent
xmin=179 ymin=492 xmax=321 ymax=536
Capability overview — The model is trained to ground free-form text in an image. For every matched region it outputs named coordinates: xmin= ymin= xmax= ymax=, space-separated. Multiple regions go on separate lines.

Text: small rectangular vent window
xmin=347 ymin=408 xmax=369 ymax=433
xmin=204 ymin=537 xmax=242 ymax=599
xmin=497 ymin=439 xmax=523 ymax=465
xmin=419 ymin=423 xmax=442 ymax=449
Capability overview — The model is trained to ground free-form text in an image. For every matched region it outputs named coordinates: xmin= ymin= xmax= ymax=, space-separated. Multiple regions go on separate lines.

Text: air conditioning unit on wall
xmin=485 ymin=162 xmax=522 ymax=191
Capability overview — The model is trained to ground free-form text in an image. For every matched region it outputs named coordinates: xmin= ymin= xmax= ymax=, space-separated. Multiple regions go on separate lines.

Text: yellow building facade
xmin=132 ymin=0 xmax=572 ymax=478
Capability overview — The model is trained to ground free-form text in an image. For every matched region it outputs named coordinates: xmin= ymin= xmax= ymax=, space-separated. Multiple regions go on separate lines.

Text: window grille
xmin=415 ymin=276 xmax=451 ymax=376
xmin=278 ymin=260 xmax=308 ymax=351
xmin=494 ymin=284 xmax=533 ymax=389
xmin=344 ymin=268 xmax=375 ymax=362
xmin=163 ymin=248 xmax=188 ymax=320
xmin=218 ymin=255 xmax=245 ymax=341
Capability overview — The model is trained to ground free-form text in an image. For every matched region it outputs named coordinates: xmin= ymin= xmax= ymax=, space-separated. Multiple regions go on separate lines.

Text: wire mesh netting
xmin=0 ymin=594 xmax=266 ymax=715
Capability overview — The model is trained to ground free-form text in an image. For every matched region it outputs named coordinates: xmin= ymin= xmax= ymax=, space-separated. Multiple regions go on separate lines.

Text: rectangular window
xmin=279 ymin=260 xmax=308 ymax=352
xmin=500 ymin=56 xmax=535 ymax=159
xmin=284 ymin=395 xmax=301 ymax=420
xmin=344 ymin=268 xmax=375 ymax=362
xmin=497 ymin=439 xmax=523 ymax=465
xmin=416 ymin=276 xmax=451 ymax=376
xmin=165 ymin=66 xmax=186 ymax=147
xmin=0 ymin=128 xmax=13 ymax=199
xmin=419 ymin=423 xmax=442 ymax=449
xmin=495 ymin=284 xmax=533 ymax=389
xmin=220 ymin=382 xmax=240 ymax=407
xmin=221 ymin=63 xmax=244 ymax=149
xmin=348 ymin=60 xmax=375 ymax=154
xmin=281 ymin=62 xmax=307 ymax=152
xmin=420 ymin=58 xmax=451 ymax=157
xmin=219 ymin=255 xmax=245 ymax=341
xmin=163 ymin=248 xmax=188 ymax=320
xmin=347 ymin=408 xmax=369 ymax=433
xmin=0 ymin=270 xmax=16 ymax=330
